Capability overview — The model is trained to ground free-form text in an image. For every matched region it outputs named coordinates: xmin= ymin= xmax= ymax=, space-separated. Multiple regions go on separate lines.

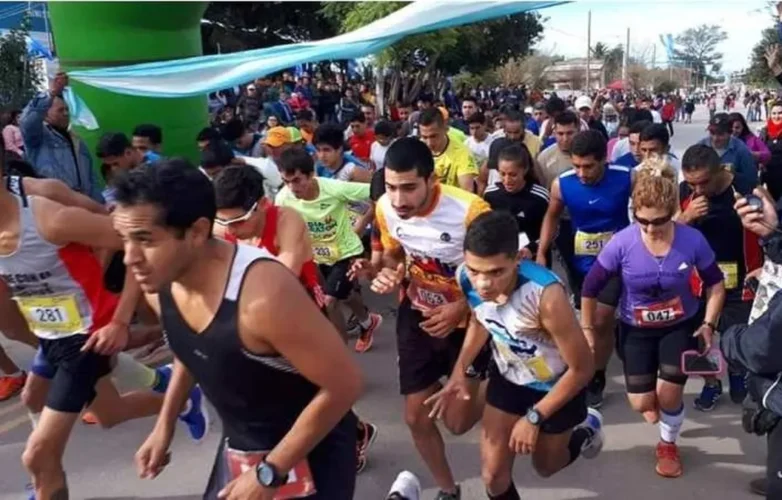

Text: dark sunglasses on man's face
xmin=634 ymin=213 xmax=672 ymax=226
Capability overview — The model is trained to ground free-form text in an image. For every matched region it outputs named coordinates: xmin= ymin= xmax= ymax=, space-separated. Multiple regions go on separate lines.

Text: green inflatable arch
xmin=47 ymin=1 xmax=209 ymax=164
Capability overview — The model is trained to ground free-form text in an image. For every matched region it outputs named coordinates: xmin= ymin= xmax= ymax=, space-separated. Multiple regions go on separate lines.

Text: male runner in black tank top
xmin=112 ymin=160 xmax=362 ymax=499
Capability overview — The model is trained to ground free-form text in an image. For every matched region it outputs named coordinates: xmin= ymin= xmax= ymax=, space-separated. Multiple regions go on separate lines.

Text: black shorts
xmin=39 ymin=335 xmax=112 ymax=413
xmin=318 ymin=257 xmax=355 ymax=301
xmin=617 ymin=315 xmax=701 ymax=393
xmin=396 ymin=298 xmax=491 ymax=395
xmin=486 ymin=364 xmax=587 ymax=434
xmin=571 ymin=272 xmax=621 ymax=309
xmin=203 ymin=412 xmax=357 ymax=500
xmin=719 ymin=301 xmax=752 ymax=331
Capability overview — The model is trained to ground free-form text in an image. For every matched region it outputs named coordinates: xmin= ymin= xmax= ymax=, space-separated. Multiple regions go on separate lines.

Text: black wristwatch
xmin=256 ymin=460 xmax=288 ymax=488
xmin=526 ymin=407 xmax=544 ymax=426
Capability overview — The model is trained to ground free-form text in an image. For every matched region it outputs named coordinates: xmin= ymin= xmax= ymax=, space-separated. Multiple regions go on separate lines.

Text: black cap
xmin=708 ymin=113 xmax=731 ymax=134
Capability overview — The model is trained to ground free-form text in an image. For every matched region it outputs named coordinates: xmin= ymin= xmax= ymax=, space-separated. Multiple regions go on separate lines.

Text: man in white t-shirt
xmin=465 ymin=112 xmax=494 ymax=166
xmin=369 ymin=120 xmax=395 ymax=171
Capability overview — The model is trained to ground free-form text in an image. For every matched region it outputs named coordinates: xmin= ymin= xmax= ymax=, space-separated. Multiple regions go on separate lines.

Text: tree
xmin=201 ymin=2 xmax=340 ymax=54
xmin=321 ymin=2 xmax=544 ymax=105
xmin=603 ymin=44 xmax=624 ymax=82
xmin=672 ymin=24 xmax=728 ymax=77
xmin=0 ymin=16 xmax=42 ymax=110
xmin=654 ymin=80 xmax=677 ymax=94
xmin=591 ymin=42 xmax=608 ymax=60
xmin=495 ymin=54 xmax=552 ymax=89
xmin=748 ymin=25 xmax=778 ymax=86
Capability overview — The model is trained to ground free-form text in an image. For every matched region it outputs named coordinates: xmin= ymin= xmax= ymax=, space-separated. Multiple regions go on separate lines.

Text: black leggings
xmin=664 ymin=120 xmax=674 ymax=137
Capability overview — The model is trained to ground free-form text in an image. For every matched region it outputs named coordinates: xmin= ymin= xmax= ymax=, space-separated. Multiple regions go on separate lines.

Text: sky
xmin=535 ymin=0 xmax=772 ymax=73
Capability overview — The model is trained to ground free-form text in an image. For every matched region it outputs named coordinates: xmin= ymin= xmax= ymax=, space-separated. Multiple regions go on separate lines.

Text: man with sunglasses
xmin=212 ymin=164 xmax=379 ymax=475
xmin=678 ymin=144 xmax=762 ymax=412
xmin=537 ymin=130 xmax=632 ymax=409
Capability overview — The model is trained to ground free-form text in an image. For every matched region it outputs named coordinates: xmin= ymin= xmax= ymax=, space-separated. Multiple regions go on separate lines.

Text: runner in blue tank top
xmin=426 ymin=211 xmax=603 ymax=500
xmin=537 ymin=130 xmax=634 ymax=409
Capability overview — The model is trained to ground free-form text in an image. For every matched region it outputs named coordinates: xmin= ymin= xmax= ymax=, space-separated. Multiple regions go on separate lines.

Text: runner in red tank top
xmin=213 ymin=164 xmax=379 ymax=474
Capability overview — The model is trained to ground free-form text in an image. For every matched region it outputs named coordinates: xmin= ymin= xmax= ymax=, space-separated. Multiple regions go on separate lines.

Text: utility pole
xmin=585 ymin=10 xmax=591 ymax=91
xmin=622 ymin=27 xmax=629 ymax=82
xmin=651 ymin=44 xmax=656 ymax=90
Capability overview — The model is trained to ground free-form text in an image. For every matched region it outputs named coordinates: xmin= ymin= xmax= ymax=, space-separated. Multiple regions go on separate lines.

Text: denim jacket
xmin=21 ymin=93 xmax=104 ymax=203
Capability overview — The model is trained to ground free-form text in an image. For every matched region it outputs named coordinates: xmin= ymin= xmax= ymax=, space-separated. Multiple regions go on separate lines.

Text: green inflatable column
xmin=47 ymin=2 xmax=209 ymax=164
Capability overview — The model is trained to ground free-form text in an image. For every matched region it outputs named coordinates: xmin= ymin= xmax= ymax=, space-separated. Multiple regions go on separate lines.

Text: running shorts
xmin=203 ymin=412 xmax=357 ymax=500
xmin=39 ymin=335 xmax=112 ymax=413
xmin=571 ymin=273 xmax=621 ymax=309
xmin=317 ymin=257 xmax=355 ymax=301
xmin=617 ymin=314 xmax=701 ymax=393
xmin=396 ymin=297 xmax=491 ymax=395
xmin=486 ymin=363 xmax=587 ymax=434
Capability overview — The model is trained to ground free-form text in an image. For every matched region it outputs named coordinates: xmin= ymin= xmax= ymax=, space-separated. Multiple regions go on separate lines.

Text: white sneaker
xmin=579 ymin=407 xmax=604 ymax=459
xmin=387 ymin=471 xmax=422 ymax=500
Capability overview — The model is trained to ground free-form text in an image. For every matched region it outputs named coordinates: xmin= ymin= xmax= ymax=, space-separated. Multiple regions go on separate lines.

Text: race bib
xmin=17 ymin=295 xmax=83 ymax=336
xmin=312 ymin=240 xmax=341 ymax=265
xmin=718 ymin=262 xmax=739 ymax=290
xmin=523 ymin=356 xmax=555 ymax=382
xmin=633 ymin=297 xmax=685 ymax=326
xmin=574 ymin=231 xmax=613 ymax=257
xmin=407 ymin=281 xmax=455 ymax=310
xmin=224 ymin=445 xmax=316 ymax=499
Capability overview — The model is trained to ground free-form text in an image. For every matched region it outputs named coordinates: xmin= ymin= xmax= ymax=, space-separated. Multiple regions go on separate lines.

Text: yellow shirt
xmin=523 ymin=131 xmax=542 ymax=158
xmin=433 ymin=137 xmax=478 ymax=189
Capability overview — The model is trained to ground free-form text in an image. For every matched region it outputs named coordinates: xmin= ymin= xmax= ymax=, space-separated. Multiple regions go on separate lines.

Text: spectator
xmin=347 ymin=112 xmax=375 ymax=163
xmin=131 ymin=123 xmax=163 ymax=162
xmin=697 ymin=113 xmax=758 ymax=190
xmin=339 ymin=88 xmax=361 ymax=125
xmin=237 ymin=84 xmax=262 ymax=129
xmin=758 ymin=101 xmax=782 ymax=202
xmin=729 ymin=112 xmax=771 ymax=170
xmin=222 ymin=118 xmax=264 ymax=158
xmin=2 ymin=110 xmax=23 ymax=159
xmin=20 ymin=72 xmax=103 ymax=202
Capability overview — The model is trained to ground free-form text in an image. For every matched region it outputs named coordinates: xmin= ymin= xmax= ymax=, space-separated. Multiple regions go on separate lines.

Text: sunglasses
xmin=634 ymin=213 xmax=672 ymax=226
xmin=215 ymin=202 xmax=258 ymax=227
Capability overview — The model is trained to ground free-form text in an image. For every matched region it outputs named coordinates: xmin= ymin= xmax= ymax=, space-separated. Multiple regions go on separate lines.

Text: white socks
xmin=659 ymin=405 xmax=684 ymax=443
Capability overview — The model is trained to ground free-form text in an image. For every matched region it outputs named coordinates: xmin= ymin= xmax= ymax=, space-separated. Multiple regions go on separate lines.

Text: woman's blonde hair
xmin=631 ymin=155 xmax=678 ymax=215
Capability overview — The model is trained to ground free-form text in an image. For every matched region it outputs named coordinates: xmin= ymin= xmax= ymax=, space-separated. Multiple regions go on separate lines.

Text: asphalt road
xmin=0 ymin=102 xmax=768 ymax=500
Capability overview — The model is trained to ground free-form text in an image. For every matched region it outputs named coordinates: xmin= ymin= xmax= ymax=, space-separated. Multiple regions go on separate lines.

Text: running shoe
xmin=355 ymin=313 xmax=382 ymax=353
xmin=386 ymin=471 xmax=422 ymax=500
xmin=729 ymin=372 xmax=748 ymax=405
xmin=81 ymin=411 xmax=99 ymax=425
xmin=693 ymin=380 xmax=722 ymax=412
xmin=749 ymin=477 xmax=767 ymax=496
xmin=434 ymin=485 xmax=461 ymax=500
xmin=655 ymin=441 xmax=682 ymax=478
xmin=579 ymin=407 xmax=604 ymax=459
xmin=356 ymin=421 xmax=378 ymax=473
xmin=0 ymin=372 xmax=26 ymax=401
xmin=154 ymin=364 xmax=173 ymax=393
xmin=586 ymin=372 xmax=605 ymax=409
xmin=179 ymin=385 xmax=209 ymax=442
xmin=346 ymin=314 xmax=361 ymax=338
xmin=25 ymin=483 xmax=34 ymax=500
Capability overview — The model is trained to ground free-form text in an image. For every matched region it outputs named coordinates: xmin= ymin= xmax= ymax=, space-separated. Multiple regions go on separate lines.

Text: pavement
xmin=0 ymin=102 xmax=768 ymax=500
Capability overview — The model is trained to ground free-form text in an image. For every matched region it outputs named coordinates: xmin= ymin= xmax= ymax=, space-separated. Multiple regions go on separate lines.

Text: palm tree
xmin=592 ymin=42 xmax=608 ymax=60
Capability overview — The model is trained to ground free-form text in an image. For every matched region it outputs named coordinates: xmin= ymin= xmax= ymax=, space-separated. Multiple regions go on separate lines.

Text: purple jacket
xmin=744 ymin=133 xmax=771 ymax=165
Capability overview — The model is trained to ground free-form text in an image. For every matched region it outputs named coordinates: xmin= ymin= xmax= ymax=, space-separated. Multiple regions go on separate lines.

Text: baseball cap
xmin=708 ymin=113 xmax=731 ymax=134
xmin=263 ymin=126 xmax=292 ymax=147
xmin=287 ymin=126 xmax=303 ymax=143
xmin=602 ymin=103 xmax=617 ymax=116
xmin=524 ymin=106 xmax=534 ymax=114
xmin=575 ymin=95 xmax=592 ymax=110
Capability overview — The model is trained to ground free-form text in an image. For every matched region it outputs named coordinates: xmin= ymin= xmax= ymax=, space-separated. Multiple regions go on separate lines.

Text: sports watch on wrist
xmin=256 ymin=460 xmax=288 ymax=488
xmin=526 ymin=407 xmax=544 ymax=426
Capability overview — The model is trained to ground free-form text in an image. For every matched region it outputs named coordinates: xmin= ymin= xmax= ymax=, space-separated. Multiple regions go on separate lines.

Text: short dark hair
xmin=464 ymin=211 xmax=519 ymax=258
xmin=132 ymin=124 xmax=162 ymax=145
xmin=295 ymin=109 xmax=315 ymax=121
xmin=313 ymin=123 xmax=344 ymax=150
xmin=201 ymin=140 xmax=235 ymax=170
xmin=113 ymin=158 xmax=216 ymax=237
xmin=570 ymin=130 xmax=607 ymax=162
xmin=466 ymin=112 xmax=485 ymax=126
xmin=213 ymin=165 xmax=265 ymax=211
xmin=418 ymin=107 xmax=444 ymax=128
xmin=350 ymin=112 xmax=367 ymax=124
xmin=682 ymin=144 xmax=721 ymax=173
xmin=197 ymin=127 xmax=221 ymax=143
xmin=278 ymin=146 xmax=315 ymax=176
xmin=629 ymin=120 xmax=652 ymax=135
xmin=639 ymin=123 xmax=670 ymax=146
xmin=374 ymin=120 xmax=395 ymax=138
xmin=503 ymin=109 xmax=524 ymax=124
xmin=545 ymin=97 xmax=566 ymax=116
xmin=222 ymin=118 xmax=247 ymax=142
xmin=462 ymin=96 xmax=478 ymax=106
xmin=96 ymin=132 xmax=131 ymax=158
xmin=553 ymin=110 xmax=579 ymax=128
xmin=385 ymin=137 xmax=434 ymax=179
xmin=629 ymin=109 xmax=653 ymax=125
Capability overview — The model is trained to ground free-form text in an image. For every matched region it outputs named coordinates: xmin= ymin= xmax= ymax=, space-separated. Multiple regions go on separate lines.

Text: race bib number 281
xmin=16 ymin=295 xmax=83 ymax=335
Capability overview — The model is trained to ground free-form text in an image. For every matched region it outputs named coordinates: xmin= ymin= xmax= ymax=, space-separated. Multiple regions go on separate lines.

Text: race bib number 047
xmin=16 ymin=295 xmax=83 ymax=335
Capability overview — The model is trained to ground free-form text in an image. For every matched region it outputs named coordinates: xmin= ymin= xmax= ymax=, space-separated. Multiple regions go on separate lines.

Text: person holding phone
xmin=580 ymin=156 xmax=726 ymax=479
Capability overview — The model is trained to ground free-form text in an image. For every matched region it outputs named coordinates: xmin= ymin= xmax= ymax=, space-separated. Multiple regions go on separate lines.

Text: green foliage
xmin=591 ymin=42 xmax=608 ymax=59
xmin=672 ymin=24 xmax=728 ymax=76
xmin=0 ymin=16 xmax=42 ymax=110
xmin=748 ymin=26 xmax=778 ymax=86
xmin=654 ymin=80 xmax=677 ymax=94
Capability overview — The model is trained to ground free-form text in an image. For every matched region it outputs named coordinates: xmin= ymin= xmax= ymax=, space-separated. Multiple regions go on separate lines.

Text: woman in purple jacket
xmin=729 ymin=112 xmax=771 ymax=167
xmin=581 ymin=157 xmax=726 ymax=480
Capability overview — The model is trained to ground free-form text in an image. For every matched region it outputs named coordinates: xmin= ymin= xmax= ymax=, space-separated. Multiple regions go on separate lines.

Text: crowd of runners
xmin=1 ymin=33 xmax=782 ymax=499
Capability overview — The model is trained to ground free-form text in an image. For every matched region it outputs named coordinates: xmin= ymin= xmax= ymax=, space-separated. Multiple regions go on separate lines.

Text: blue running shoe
xmin=25 ymin=483 xmax=34 ymax=500
xmin=729 ymin=372 xmax=748 ymax=404
xmin=179 ymin=384 xmax=209 ymax=442
xmin=694 ymin=380 xmax=722 ymax=412
xmin=153 ymin=364 xmax=172 ymax=394
xmin=579 ymin=407 xmax=604 ymax=459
